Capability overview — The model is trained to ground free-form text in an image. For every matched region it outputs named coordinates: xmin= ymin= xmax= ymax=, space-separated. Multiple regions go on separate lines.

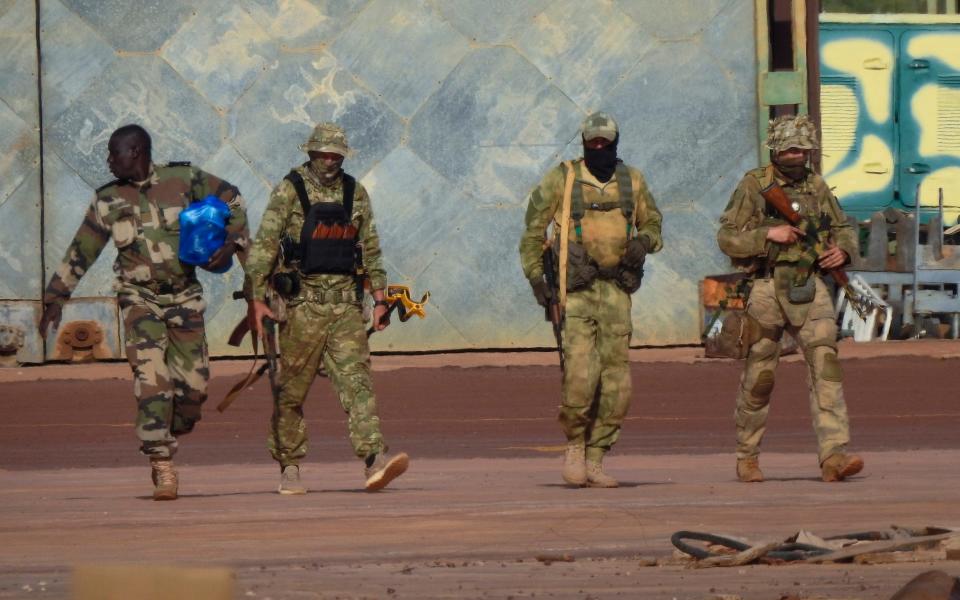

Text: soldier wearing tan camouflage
xmin=40 ymin=124 xmax=249 ymax=500
xmin=245 ymin=123 xmax=408 ymax=495
xmin=718 ymin=114 xmax=864 ymax=483
xmin=519 ymin=113 xmax=663 ymax=487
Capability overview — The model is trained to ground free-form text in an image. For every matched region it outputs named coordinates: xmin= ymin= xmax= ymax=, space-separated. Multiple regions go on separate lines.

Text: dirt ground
xmin=1 ymin=340 xmax=959 ymax=599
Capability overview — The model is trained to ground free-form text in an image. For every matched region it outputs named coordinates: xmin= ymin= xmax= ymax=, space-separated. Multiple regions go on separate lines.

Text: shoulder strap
xmin=95 ymin=179 xmax=121 ymax=193
xmin=342 ymin=173 xmax=356 ymax=220
xmin=570 ymin=163 xmax=585 ymax=243
xmin=558 ymin=161 xmax=576 ymax=310
xmin=283 ymin=171 xmax=311 ymax=215
xmin=614 ymin=162 xmax=634 ymax=236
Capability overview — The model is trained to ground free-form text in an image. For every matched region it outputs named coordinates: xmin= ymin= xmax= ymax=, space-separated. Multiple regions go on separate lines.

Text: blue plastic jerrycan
xmin=178 ymin=195 xmax=232 ymax=273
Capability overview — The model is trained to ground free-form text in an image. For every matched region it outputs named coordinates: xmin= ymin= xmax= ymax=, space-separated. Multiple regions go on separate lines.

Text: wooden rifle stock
xmin=758 ymin=180 xmax=850 ymax=284
xmin=759 ymin=180 xmax=865 ymax=316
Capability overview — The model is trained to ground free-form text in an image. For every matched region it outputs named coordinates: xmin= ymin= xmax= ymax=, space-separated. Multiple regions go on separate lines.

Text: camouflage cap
xmin=300 ymin=122 xmax=349 ymax=156
xmin=581 ymin=112 xmax=618 ymax=142
xmin=766 ymin=114 xmax=819 ymax=152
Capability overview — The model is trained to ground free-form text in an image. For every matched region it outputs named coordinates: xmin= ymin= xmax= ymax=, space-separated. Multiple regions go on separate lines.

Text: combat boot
xmin=820 ymin=453 xmax=864 ymax=482
xmin=585 ymin=459 xmax=618 ymax=488
xmin=278 ymin=465 xmax=307 ymax=495
xmin=150 ymin=457 xmax=178 ymax=501
xmin=736 ymin=457 xmax=764 ymax=482
xmin=562 ymin=441 xmax=587 ymax=485
xmin=364 ymin=452 xmax=409 ymax=492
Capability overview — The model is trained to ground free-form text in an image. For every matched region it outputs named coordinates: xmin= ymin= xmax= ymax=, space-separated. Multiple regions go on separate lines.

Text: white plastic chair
xmin=834 ymin=274 xmax=892 ymax=342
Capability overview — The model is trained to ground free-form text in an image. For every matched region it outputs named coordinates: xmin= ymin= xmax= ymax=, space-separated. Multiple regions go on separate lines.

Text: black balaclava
xmin=583 ymin=134 xmax=619 ymax=183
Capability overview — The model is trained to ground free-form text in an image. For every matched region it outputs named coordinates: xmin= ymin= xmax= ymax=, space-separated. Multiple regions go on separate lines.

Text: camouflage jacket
xmin=43 ymin=162 xmax=249 ymax=305
xmin=717 ymin=165 xmax=857 ymax=274
xmin=519 ymin=158 xmax=663 ymax=282
xmin=244 ymin=163 xmax=386 ymax=301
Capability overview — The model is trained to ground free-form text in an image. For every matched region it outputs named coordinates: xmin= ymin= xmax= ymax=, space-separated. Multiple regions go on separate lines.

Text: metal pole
xmin=912 ymin=183 xmax=921 ymax=331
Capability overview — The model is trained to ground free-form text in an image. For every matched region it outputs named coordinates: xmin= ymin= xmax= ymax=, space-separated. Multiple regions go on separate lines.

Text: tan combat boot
xmin=821 ymin=453 xmax=864 ymax=482
xmin=736 ymin=457 xmax=764 ymax=482
xmin=150 ymin=457 xmax=178 ymax=501
xmin=364 ymin=452 xmax=409 ymax=492
xmin=562 ymin=441 xmax=587 ymax=485
xmin=278 ymin=465 xmax=307 ymax=495
xmin=585 ymin=458 xmax=618 ymax=488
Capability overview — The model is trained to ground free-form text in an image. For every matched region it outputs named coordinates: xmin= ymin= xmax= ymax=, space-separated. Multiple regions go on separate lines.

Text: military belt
xmin=302 ymin=289 xmax=360 ymax=305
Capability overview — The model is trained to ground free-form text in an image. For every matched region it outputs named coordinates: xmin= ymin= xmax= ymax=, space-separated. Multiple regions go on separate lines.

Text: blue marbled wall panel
xmin=0 ymin=0 xmax=761 ymax=360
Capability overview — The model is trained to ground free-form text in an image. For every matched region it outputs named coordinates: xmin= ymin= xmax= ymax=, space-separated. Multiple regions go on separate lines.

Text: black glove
xmin=621 ymin=238 xmax=648 ymax=270
xmin=530 ymin=279 xmax=553 ymax=308
xmin=39 ymin=302 xmax=63 ymax=336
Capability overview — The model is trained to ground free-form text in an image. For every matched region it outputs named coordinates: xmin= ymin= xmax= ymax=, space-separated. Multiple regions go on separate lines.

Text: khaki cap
xmin=581 ymin=112 xmax=618 ymax=142
xmin=299 ymin=122 xmax=350 ymax=156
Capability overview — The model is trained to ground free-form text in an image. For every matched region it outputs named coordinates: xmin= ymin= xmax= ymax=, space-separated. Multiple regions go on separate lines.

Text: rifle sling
xmin=558 ymin=161 xmax=575 ymax=310
xmin=217 ymin=329 xmax=267 ymax=413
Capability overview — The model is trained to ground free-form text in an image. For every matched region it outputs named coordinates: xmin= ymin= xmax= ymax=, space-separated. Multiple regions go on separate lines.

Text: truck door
xmin=898 ymin=28 xmax=960 ymax=226
xmin=820 ymin=27 xmax=897 ymax=217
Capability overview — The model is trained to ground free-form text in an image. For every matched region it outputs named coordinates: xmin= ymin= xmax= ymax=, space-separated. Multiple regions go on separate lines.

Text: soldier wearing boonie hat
xmin=717 ymin=114 xmax=864 ymax=484
xmin=299 ymin=122 xmax=351 ymax=156
xmin=519 ymin=112 xmax=663 ymax=488
xmin=245 ymin=121 xmax=409 ymax=495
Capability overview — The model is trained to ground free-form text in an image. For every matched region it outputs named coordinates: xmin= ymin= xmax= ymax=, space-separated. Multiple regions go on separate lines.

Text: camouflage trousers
xmin=736 ymin=277 xmax=850 ymax=464
xmin=560 ymin=279 xmax=633 ymax=462
xmin=269 ymin=299 xmax=385 ymax=467
xmin=119 ymin=289 xmax=209 ymax=459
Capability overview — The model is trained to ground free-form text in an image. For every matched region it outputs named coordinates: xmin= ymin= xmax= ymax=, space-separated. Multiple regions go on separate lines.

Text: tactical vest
xmin=285 ymin=170 xmax=358 ymax=275
xmin=564 ymin=161 xmax=635 ymax=268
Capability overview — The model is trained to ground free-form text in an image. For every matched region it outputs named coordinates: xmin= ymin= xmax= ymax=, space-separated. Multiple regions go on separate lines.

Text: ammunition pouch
xmin=614 ymin=264 xmax=644 ymax=294
xmin=270 ymin=271 xmax=301 ymax=299
xmin=558 ymin=241 xmax=599 ymax=291
xmin=613 ymin=238 xmax=647 ymax=293
xmin=787 ymin=273 xmax=816 ymax=303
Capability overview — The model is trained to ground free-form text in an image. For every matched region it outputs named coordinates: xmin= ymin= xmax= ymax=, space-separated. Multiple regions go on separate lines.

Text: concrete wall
xmin=1 ymin=0 xmax=758 ymax=361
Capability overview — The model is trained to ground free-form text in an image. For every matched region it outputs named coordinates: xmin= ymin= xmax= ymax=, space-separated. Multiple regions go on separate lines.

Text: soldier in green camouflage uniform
xmin=39 ymin=124 xmax=249 ymax=500
xmin=245 ymin=123 xmax=408 ymax=495
xmin=519 ymin=113 xmax=663 ymax=487
xmin=718 ymin=114 xmax=864 ymax=483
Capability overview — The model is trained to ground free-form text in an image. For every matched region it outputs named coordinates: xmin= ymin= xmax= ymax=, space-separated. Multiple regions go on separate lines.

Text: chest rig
xmin=568 ymin=161 xmax=634 ymax=242
xmin=284 ymin=169 xmax=358 ymax=275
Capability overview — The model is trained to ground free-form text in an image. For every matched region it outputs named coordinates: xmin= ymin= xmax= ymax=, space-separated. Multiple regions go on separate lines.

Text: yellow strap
xmin=558 ymin=161 xmax=575 ymax=310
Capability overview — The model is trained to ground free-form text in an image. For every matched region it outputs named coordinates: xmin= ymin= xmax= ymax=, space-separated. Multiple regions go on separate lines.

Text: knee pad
xmin=751 ymin=369 xmax=775 ymax=397
xmin=820 ymin=351 xmax=843 ymax=382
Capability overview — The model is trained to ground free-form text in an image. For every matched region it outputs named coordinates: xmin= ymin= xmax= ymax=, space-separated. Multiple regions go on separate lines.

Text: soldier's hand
xmin=39 ymin=302 xmax=63 ymax=337
xmin=373 ymin=302 xmax=390 ymax=332
xmin=248 ymin=300 xmax=275 ymax=339
xmin=205 ymin=242 xmax=236 ymax=271
xmin=818 ymin=244 xmax=848 ymax=270
xmin=530 ymin=280 xmax=553 ymax=308
xmin=766 ymin=224 xmax=804 ymax=244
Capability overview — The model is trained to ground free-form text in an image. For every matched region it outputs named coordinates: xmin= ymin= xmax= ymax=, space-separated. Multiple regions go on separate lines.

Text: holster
xmin=711 ymin=311 xmax=782 ymax=360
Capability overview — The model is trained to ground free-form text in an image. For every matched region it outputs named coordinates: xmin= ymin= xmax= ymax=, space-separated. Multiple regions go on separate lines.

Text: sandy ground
xmin=1 ymin=340 xmax=959 ymax=599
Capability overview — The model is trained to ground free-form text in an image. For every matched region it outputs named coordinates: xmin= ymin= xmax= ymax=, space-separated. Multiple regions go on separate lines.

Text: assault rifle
xmin=758 ymin=180 xmax=869 ymax=319
xmin=542 ymin=244 xmax=565 ymax=372
xmin=217 ymin=291 xmax=280 ymax=413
